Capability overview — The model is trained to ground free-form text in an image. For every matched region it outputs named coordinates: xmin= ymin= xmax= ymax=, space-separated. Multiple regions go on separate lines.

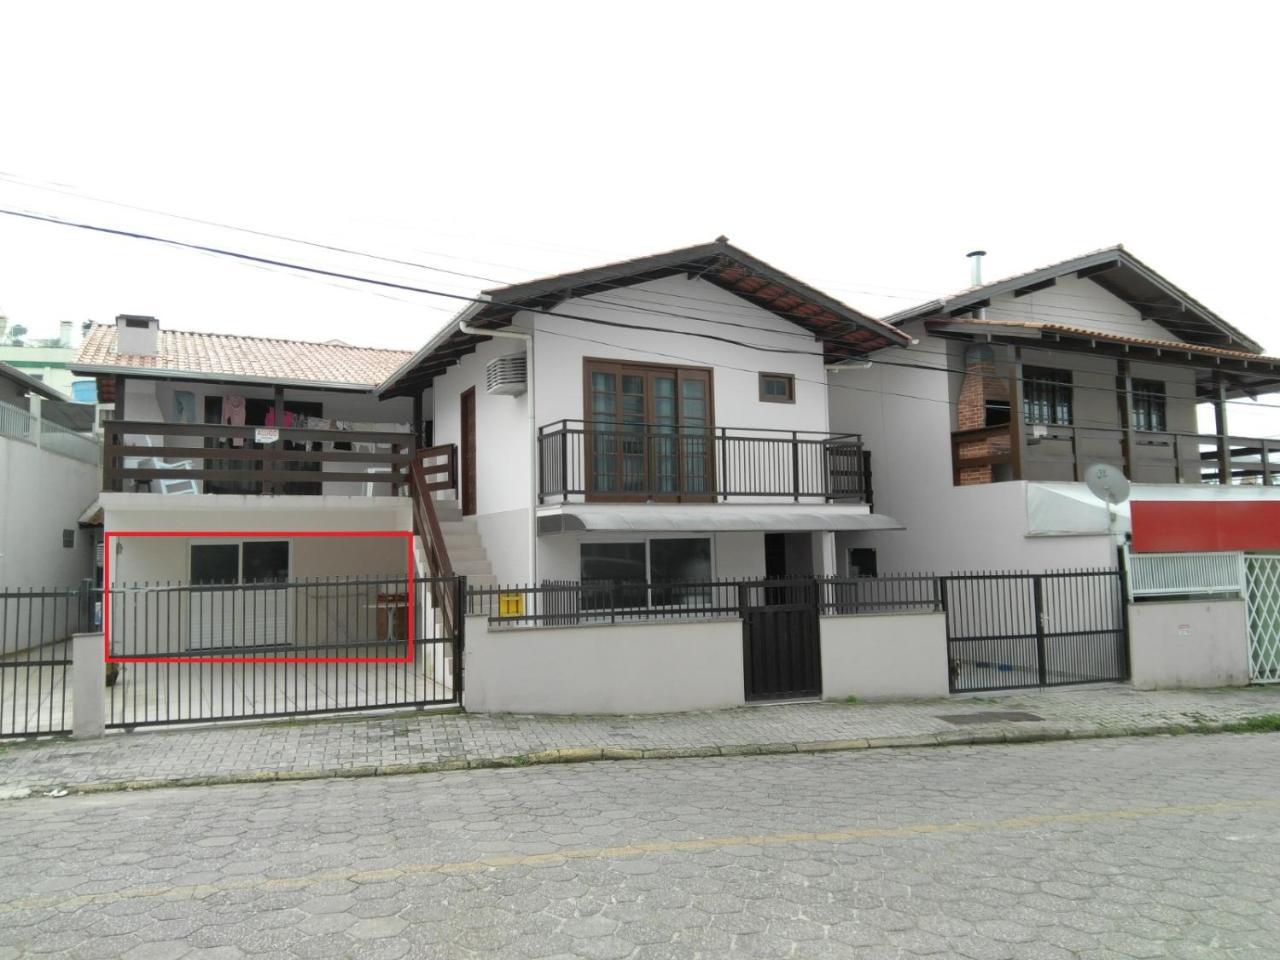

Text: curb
xmin=6 ymin=718 xmax=1255 ymax=800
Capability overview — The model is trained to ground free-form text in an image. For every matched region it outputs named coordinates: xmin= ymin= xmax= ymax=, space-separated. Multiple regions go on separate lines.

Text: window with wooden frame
xmin=1131 ymin=379 xmax=1167 ymax=432
xmin=1022 ymin=366 xmax=1073 ymax=426
xmin=758 ymin=372 xmax=795 ymax=403
xmin=583 ymin=359 xmax=714 ymax=500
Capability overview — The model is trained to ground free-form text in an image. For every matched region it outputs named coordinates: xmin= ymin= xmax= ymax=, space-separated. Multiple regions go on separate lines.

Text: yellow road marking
xmin=5 ymin=797 xmax=1278 ymax=913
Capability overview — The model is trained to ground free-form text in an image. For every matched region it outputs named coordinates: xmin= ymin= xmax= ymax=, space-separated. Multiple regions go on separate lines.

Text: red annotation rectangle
xmin=103 ymin=530 xmax=415 ymax=664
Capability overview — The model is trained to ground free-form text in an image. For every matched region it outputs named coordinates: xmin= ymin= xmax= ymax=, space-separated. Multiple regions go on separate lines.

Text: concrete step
xmin=442 ymin=533 xmax=483 ymax=551
xmin=463 ymin=573 xmax=497 ymax=588
xmin=440 ymin=519 xmax=479 ymax=536
xmin=446 ymin=546 xmax=488 ymax=562
xmin=453 ymin=559 xmax=494 ymax=577
xmin=433 ymin=500 xmax=462 ymax=522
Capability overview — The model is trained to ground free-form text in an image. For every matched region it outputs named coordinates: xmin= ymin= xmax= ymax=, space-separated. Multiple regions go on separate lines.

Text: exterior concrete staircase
xmin=430 ymin=498 xmax=497 ymax=589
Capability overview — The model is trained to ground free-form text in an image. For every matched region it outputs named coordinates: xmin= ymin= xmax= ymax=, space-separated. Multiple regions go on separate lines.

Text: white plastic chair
xmin=124 ymin=435 xmax=199 ymax=495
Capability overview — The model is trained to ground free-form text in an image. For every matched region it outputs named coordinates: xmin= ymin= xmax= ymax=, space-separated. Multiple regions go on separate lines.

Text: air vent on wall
xmin=485 ymin=352 xmax=528 ymax=396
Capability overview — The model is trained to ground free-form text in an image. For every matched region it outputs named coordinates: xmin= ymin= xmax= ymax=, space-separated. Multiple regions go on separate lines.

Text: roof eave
xmin=70 ymin=363 xmax=384 ymax=394
xmin=0 ymin=361 xmax=70 ymax=402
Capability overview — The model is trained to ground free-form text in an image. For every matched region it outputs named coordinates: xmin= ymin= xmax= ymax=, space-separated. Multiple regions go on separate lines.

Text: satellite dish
xmin=1084 ymin=463 xmax=1131 ymax=505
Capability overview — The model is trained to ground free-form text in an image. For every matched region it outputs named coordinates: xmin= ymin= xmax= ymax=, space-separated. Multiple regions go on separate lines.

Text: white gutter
xmin=457 ymin=317 xmax=538 ymax=587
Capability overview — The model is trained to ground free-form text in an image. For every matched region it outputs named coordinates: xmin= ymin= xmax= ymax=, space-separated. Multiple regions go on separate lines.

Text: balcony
xmin=952 ymin=423 xmax=1280 ymax=486
xmin=537 ymin=419 xmax=867 ymax=504
xmin=103 ymin=420 xmax=414 ymax=496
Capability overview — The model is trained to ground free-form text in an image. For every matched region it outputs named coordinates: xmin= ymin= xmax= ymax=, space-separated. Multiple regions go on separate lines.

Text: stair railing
xmin=410 ymin=444 xmax=460 ymax=638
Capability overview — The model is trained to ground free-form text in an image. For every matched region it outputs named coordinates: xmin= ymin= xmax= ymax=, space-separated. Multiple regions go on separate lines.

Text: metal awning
xmin=536 ymin=503 xmax=904 ymax=534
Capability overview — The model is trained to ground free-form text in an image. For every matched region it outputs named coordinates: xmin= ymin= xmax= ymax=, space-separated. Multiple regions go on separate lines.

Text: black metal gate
xmin=104 ymin=575 xmax=464 ymax=729
xmin=0 ymin=584 xmax=93 ymax=738
xmin=942 ymin=570 xmax=1128 ymax=693
xmin=741 ymin=578 xmax=822 ymax=701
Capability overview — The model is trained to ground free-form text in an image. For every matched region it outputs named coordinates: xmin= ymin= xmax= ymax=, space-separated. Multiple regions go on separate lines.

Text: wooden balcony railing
xmin=952 ymin=422 xmax=1280 ymax=486
xmin=537 ymin=420 xmax=867 ymax=503
xmin=103 ymin=420 xmax=414 ymax=495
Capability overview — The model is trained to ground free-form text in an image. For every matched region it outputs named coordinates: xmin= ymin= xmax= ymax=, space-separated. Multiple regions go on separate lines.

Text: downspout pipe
xmin=457 ymin=319 xmax=537 ymax=587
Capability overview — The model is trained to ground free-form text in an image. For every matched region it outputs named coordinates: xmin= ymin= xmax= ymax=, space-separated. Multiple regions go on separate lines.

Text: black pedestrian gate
xmin=740 ymin=578 xmax=822 ymax=701
xmin=942 ymin=570 xmax=1128 ymax=693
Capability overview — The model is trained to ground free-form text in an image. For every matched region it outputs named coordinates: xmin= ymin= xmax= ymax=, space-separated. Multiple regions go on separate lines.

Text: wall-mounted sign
xmin=254 ymin=428 xmax=279 ymax=444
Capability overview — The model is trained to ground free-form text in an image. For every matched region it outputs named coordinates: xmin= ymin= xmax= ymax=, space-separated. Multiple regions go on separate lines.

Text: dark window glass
xmin=62 ymin=529 xmax=75 ymax=549
xmin=191 ymin=544 xmax=239 ymax=585
xmin=242 ymin=541 xmax=289 ymax=583
xmin=1022 ymin=367 xmax=1073 ymax=426
xmin=649 ymin=538 xmax=712 ymax=606
xmin=580 ymin=542 xmax=647 ymax=609
xmin=1132 ymin=379 xmax=1167 ymax=432
xmin=984 ymin=401 xmax=1011 ymax=427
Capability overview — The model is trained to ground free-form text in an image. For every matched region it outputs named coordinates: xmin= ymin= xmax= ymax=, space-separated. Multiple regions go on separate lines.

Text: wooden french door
xmin=584 ymin=360 xmax=714 ymax=501
xmin=460 ymin=388 xmax=477 ymax=516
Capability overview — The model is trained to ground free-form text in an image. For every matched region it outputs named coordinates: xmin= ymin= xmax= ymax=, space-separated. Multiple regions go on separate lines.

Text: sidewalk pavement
xmin=2 ymin=685 xmax=1278 ymax=799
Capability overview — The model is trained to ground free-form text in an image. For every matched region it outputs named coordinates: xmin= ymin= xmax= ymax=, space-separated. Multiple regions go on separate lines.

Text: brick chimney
xmin=116 ymin=315 xmax=159 ymax=356
xmin=955 ymin=344 xmax=1012 ymax=485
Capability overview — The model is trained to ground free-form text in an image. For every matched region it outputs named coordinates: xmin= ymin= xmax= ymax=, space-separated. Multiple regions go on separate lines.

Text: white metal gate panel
xmin=1246 ymin=554 xmax=1280 ymax=684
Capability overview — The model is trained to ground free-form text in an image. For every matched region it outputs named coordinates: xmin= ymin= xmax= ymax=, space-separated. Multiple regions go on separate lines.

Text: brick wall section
xmin=954 ymin=345 xmax=1011 ymax=486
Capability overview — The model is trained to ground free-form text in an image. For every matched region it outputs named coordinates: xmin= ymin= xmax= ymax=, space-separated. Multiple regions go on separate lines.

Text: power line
xmin=4 ymin=203 xmax=1279 ymax=419
xmin=2 ymin=170 xmax=1225 ymax=330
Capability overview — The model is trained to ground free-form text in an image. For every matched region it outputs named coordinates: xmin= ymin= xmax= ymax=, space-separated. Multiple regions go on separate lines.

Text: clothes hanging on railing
xmin=225 ymin=394 xmax=246 ymax=447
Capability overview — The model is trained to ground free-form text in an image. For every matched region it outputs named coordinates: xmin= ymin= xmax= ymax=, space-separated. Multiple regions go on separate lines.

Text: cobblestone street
xmin=1 ymin=732 xmax=1278 ymax=958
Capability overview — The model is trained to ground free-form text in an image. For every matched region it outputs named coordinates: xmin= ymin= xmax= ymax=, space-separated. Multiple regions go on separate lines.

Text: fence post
xmin=790 ymin=431 xmax=800 ymax=502
xmin=1115 ymin=548 xmax=1133 ymax=682
xmin=71 ymin=632 xmax=106 ymax=739
xmin=1033 ymin=575 xmax=1048 ymax=687
xmin=453 ymin=576 xmax=466 ymax=702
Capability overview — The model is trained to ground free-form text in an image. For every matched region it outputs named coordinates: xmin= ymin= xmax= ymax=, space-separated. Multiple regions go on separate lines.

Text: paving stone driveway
xmin=2 ymin=685 xmax=1279 ymax=798
xmin=0 ymin=734 xmax=1278 ymax=958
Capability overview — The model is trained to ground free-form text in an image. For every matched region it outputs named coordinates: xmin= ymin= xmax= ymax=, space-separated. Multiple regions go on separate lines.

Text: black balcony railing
xmin=537 ymin=420 xmax=866 ymax=503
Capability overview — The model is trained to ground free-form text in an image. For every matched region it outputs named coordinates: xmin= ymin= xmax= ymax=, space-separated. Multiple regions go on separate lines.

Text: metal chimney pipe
xmin=966 ymin=250 xmax=987 ymax=287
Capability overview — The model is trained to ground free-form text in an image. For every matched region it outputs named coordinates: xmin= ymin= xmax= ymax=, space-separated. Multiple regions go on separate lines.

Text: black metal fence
xmin=104 ymin=574 xmax=463 ymax=728
xmin=820 ymin=574 xmax=941 ymax=615
xmin=0 ymin=583 xmax=95 ymax=737
xmin=941 ymin=569 xmax=1127 ymax=693
xmin=469 ymin=574 xmax=941 ymax=628
xmin=537 ymin=420 xmax=867 ymax=503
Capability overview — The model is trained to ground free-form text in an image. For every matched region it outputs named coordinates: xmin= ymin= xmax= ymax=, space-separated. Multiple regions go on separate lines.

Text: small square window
xmin=759 ymin=373 xmax=795 ymax=403
xmin=62 ymin=529 xmax=75 ymax=549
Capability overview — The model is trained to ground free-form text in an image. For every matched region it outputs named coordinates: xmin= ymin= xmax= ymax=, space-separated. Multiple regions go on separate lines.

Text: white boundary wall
xmin=1128 ymin=599 xmax=1250 ymax=690
xmin=820 ymin=612 xmax=949 ymax=700
xmin=463 ymin=614 xmax=745 ymax=714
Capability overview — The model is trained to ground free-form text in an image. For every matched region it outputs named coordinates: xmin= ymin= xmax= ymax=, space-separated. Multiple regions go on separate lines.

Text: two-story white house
xmin=829 ymin=246 xmax=1280 ymax=575
xmin=378 ymin=239 xmax=913 ymax=593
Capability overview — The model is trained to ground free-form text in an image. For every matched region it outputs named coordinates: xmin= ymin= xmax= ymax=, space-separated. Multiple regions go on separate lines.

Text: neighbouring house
xmin=71 ymin=316 xmax=423 ymax=654
xmin=0 ymin=316 xmax=98 ymax=402
xmin=0 ymin=361 xmax=100 ymax=588
xmin=377 ymin=238 xmax=914 ymax=595
xmin=829 ymin=246 xmax=1280 ymax=575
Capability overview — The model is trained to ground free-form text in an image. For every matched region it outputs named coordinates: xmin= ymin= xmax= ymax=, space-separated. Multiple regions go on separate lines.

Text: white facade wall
xmin=102 ymin=494 xmax=412 ymax=586
xmin=531 ymin=276 xmax=829 ymax=437
xmin=1128 ymin=599 xmax=1251 ymax=690
xmin=820 ymin=612 xmax=950 ymax=700
xmin=463 ymin=614 xmax=745 ymax=714
xmin=0 ymin=436 xmax=98 ymax=587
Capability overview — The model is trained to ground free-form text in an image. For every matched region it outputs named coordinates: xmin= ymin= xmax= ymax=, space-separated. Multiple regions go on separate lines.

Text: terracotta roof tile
xmin=75 ymin=324 xmax=413 ymax=388
xmin=929 ymin=318 xmax=1280 ymax=365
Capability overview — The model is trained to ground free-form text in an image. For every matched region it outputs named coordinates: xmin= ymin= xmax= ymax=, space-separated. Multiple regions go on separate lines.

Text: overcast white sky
xmin=1 ymin=2 xmax=1277 ymax=428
